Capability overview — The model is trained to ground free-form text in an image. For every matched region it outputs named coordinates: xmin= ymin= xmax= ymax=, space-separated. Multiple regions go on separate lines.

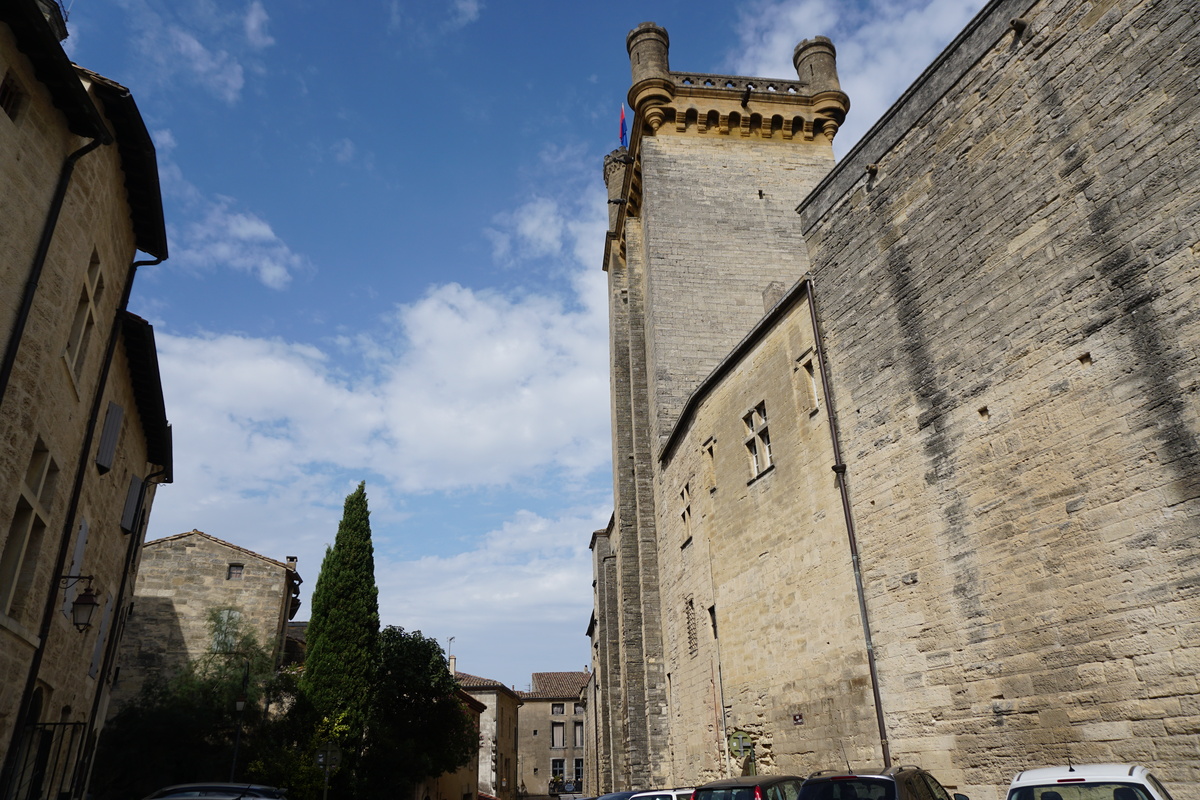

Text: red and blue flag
xmin=620 ymin=104 xmax=628 ymax=148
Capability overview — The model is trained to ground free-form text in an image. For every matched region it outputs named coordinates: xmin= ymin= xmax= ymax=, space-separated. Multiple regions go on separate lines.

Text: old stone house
xmin=592 ymin=2 xmax=1199 ymax=800
xmin=107 ymin=530 xmax=301 ymax=710
xmin=413 ymin=689 xmax=486 ymax=800
xmin=454 ymin=659 xmax=522 ymax=800
xmin=0 ymin=2 xmax=171 ymax=799
xmin=517 ymin=672 xmax=590 ymax=800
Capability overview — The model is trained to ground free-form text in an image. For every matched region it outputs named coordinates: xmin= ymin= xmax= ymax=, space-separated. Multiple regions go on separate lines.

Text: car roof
xmin=805 ymin=768 xmax=894 ymax=780
xmin=1009 ymin=765 xmax=1147 ymax=786
xmin=630 ymin=791 xmax=694 ymax=799
xmin=697 ymin=777 xmax=804 ymax=788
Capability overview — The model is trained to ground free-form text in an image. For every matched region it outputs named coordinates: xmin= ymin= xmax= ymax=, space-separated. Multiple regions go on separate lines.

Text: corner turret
xmin=793 ymin=36 xmax=845 ymax=141
xmin=626 ymin=22 xmax=674 ymax=133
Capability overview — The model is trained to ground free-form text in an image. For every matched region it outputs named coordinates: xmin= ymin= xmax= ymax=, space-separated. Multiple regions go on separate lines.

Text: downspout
xmin=804 ymin=278 xmax=892 ymax=767
xmin=0 ymin=135 xmax=108 ymax=408
xmin=0 ymin=255 xmax=163 ymax=800
xmin=74 ymin=256 xmax=168 ymax=799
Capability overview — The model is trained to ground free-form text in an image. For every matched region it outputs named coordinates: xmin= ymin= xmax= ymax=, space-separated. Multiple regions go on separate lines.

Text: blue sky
xmin=63 ymin=0 xmax=986 ymax=689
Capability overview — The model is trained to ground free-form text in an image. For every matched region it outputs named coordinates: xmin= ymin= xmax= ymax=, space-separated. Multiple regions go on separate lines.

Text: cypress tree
xmin=301 ymin=481 xmax=380 ymax=735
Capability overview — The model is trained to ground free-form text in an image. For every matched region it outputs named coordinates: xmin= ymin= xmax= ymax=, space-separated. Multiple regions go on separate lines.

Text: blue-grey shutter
xmin=96 ymin=402 xmax=124 ymax=473
xmin=120 ymin=475 xmax=143 ymax=533
xmin=62 ymin=518 xmax=90 ymax=617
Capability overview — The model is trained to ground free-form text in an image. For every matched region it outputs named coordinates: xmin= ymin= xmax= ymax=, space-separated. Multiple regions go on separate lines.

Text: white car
xmin=630 ymin=789 xmax=695 ymax=800
xmin=1006 ymin=764 xmax=1174 ymax=800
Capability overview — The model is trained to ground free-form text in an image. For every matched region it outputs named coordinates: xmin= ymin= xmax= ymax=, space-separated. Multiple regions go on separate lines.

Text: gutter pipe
xmin=804 ymin=278 xmax=892 ymax=767
xmin=0 ymin=135 xmax=107 ymax=408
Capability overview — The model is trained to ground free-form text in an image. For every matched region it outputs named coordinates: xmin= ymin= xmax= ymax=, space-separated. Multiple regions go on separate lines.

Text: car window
xmin=920 ymin=775 xmax=951 ymax=800
xmin=1008 ymin=785 xmax=1154 ymax=800
xmin=779 ymin=781 xmax=802 ymax=800
xmin=801 ymin=779 xmax=896 ymax=800
xmin=1144 ymin=776 xmax=1173 ymax=800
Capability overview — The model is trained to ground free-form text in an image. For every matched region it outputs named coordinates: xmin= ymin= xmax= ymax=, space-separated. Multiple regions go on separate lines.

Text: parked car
xmin=595 ymin=792 xmax=642 ymax=800
xmin=693 ymin=774 xmax=806 ymax=800
xmin=630 ymin=789 xmax=694 ymax=800
xmin=142 ymin=784 xmax=289 ymax=800
xmin=799 ymin=765 xmax=967 ymax=800
xmin=1005 ymin=764 xmax=1174 ymax=800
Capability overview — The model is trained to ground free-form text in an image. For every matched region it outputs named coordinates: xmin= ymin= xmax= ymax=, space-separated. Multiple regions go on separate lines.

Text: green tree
xmin=359 ymin=627 xmax=479 ymax=799
xmin=300 ymin=481 xmax=380 ymax=737
xmin=92 ymin=609 xmax=276 ymax=800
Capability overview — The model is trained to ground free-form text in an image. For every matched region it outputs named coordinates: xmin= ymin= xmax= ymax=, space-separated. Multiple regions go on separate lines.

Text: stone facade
xmin=517 ymin=672 xmax=590 ymax=799
xmin=454 ymin=661 xmax=522 ymax=800
xmin=107 ymin=530 xmax=301 ymax=712
xmin=593 ymin=3 xmax=1200 ymax=800
xmin=412 ymin=689 xmax=485 ymax=800
xmin=0 ymin=3 xmax=171 ymax=799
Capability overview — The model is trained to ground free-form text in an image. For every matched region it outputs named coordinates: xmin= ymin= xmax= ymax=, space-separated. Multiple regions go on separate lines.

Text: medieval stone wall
xmin=0 ymin=27 xmax=163 ymax=763
xmin=596 ymin=0 xmax=1199 ymax=798
xmin=795 ymin=0 xmax=1200 ymax=794
xmin=109 ymin=532 xmax=291 ymax=710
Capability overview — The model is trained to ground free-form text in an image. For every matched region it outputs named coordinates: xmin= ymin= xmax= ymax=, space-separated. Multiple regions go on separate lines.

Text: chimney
xmin=449 ymin=655 xmax=456 ymax=675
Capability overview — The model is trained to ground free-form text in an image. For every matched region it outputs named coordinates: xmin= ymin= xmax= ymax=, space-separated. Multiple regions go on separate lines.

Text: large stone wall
xmin=796 ymin=0 xmax=1200 ymax=793
xmin=596 ymin=0 xmax=1200 ymax=798
xmin=1 ymin=15 xmax=168 ymax=783
xmin=109 ymin=532 xmax=292 ymax=710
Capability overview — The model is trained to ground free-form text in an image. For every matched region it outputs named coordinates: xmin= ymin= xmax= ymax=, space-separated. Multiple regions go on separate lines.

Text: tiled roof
xmin=456 ymin=671 xmax=521 ymax=698
xmin=522 ymin=671 xmax=590 ymax=698
xmin=146 ymin=529 xmax=290 ymax=569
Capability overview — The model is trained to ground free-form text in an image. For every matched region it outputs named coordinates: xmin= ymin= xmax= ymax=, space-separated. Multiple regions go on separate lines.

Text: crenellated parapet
xmin=626 ymin=23 xmax=849 ymax=145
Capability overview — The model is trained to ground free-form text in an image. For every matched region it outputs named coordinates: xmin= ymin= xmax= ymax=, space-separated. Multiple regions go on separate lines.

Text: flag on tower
xmin=620 ymin=104 xmax=628 ymax=148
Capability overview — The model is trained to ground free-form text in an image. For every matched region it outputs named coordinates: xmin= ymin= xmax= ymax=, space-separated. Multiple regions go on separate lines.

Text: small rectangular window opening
xmin=227 ymin=563 xmax=244 ymax=580
xmin=1 ymin=71 xmax=25 ymax=121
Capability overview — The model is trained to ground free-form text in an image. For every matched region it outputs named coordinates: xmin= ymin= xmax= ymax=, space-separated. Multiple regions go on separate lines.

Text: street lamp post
xmin=229 ymin=659 xmax=249 ymax=781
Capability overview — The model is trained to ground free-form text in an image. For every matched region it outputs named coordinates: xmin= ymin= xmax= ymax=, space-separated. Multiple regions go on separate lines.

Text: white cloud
xmin=165 ymin=26 xmax=246 ymax=104
xmin=172 ymin=198 xmax=303 ymax=289
xmin=146 ymin=179 xmax=611 ymax=684
xmin=448 ymin=0 xmax=483 ymax=29
xmin=729 ymin=0 xmax=988 ymax=157
xmin=244 ymin=1 xmax=275 ymax=48
xmin=332 ymin=138 xmax=356 ymax=164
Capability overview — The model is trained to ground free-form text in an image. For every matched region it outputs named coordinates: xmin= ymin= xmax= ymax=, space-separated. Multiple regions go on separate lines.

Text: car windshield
xmin=800 ymin=779 xmax=897 ymax=800
xmin=696 ymin=788 xmax=757 ymax=800
xmin=1008 ymin=784 xmax=1154 ymax=800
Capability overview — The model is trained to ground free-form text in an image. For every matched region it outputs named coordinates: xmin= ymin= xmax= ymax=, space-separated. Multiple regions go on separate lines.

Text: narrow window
xmin=573 ymin=758 xmax=583 ymax=782
xmin=573 ymin=721 xmax=583 ymax=747
xmin=685 ymin=597 xmax=698 ymax=657
xmin=551 ymin=759 xmax=564 ymax=778
xmin=680 ymin=482 xmax=692 ymax=545
xmin=744 ymin=402 xmax=773 ymax=477
xmin=800 ymin=356 xmax=820 ymax=414
xmin=0 ymin=70 xmax=25 ymax=121
xmin=1 ymin=440 xmax=58 ymax=620
xmin=551 ymin=721 xmax=565 ymax=748
xmin=63 ymin=250 xmax=105 ymax=382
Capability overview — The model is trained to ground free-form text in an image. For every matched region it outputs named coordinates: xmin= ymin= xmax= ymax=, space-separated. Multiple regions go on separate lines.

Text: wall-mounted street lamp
xmin=59 ymin=575 xmax=98 ymax=632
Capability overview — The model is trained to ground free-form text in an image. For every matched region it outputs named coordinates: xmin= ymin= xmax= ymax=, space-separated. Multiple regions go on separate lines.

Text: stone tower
xmin=594 ymin=23 xmax=847 ymax=791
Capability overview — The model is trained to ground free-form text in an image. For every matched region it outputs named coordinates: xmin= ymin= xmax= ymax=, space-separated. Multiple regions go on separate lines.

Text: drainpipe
xmin=0 ymin=135 xmax=107 ymax=408
xmin=0 ymin=255 xmax=164 ymax=800
xmin=804 ymin=278 xmax=892 ymax=768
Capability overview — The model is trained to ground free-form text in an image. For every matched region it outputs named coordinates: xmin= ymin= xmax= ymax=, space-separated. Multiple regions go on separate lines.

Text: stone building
xmin=107 ymin=530 xmax=302 ymax=711
xmin=453 ymin=660 xmax=522 ymax=800
xmin=517 ymin=672 xmax=590 ymax=799
xmin=593 ymin=2 xmax=1200 ymax=800
xmin=413 ymin=689 xmax=486 ymax=800
xmin=0 ymin=2 xmax=171 ymax=799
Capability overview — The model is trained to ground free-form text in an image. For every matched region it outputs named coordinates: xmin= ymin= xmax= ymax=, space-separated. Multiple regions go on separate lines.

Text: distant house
xmin=412 ymin=688 xmax=485 ymax=800
xmin=108 ymin=530 xmax=301 ymax=711
xmin=517 ymin=672 xmax=590 ymax=799
xmin=0 ymin=1 xmax=171 ymax=797
xmin=452 ymin=658 xmax=521 ymax=800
